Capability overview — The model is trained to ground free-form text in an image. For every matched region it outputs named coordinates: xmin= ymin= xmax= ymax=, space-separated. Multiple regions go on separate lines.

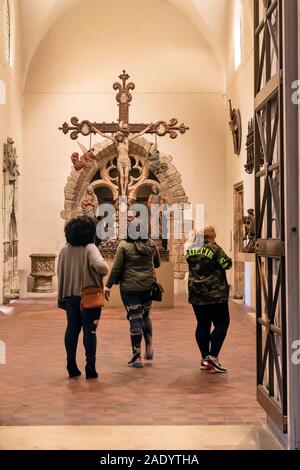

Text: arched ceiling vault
xmin=19 ymin=0 xmax=236 ymax=89
xmin=19 ymin=0 xmax=82 ymax=85
xmin=168 ymin=0 xmax=230 ymax=74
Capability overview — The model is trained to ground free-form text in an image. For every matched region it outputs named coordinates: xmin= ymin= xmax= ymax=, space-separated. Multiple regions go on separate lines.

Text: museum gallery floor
xmin=0 ymin=296 xmax=264 ymax=426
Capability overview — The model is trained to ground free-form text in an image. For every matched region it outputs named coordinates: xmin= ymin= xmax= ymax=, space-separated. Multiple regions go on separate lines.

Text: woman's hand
xmin=104 ymin=287 xmax=111 ymax=301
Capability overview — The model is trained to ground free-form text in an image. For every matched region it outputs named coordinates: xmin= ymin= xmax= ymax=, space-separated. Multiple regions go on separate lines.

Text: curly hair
xmin=64 ymin=216 xmax=97 ymax=247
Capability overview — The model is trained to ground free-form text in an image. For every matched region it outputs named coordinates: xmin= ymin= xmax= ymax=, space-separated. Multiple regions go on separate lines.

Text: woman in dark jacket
xmin=186 ymin=226 xmax=232 ymax=373
xmin=57 ymin=216 xmax=109 ymax=379
xmin=105 ymin=237 xmax=161 ymax=369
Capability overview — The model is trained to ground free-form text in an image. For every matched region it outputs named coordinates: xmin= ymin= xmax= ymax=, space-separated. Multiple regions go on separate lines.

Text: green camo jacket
xmin=186 ymin=242 xmax=232 ymax=305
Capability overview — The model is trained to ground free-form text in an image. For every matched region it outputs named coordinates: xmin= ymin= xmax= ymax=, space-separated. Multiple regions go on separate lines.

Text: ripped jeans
xmin=121 ymin=290 xmax=153 ymax=357
xmin=65 ymin=296 xmax=101 ymax=364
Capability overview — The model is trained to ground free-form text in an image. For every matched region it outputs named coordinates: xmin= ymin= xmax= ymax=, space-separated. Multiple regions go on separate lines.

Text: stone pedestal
xmin=30 ymin=254 xmax=57 ymax=293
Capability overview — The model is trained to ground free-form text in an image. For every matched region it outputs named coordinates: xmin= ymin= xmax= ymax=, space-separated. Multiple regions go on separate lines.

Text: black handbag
xmin=150 ymin=281 xmax=164 ymax=302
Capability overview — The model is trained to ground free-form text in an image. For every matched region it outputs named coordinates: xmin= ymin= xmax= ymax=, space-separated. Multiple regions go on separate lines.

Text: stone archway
xmin=61 ymin=137 xmax=189 ymax=280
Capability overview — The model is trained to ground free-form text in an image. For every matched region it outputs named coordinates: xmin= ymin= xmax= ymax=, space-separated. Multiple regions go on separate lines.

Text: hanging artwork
xmin=242 ymin=209 xmax=256 ymax=253
xmin=61 ymin=69 xmax=189 ymax=195
xmin=228 ymin=100 xmax=242 ymax=155
xmin=245 ymin=118 xmax=264 ymax=174
xmin=60 ymin=71 xmax=190 ymax=280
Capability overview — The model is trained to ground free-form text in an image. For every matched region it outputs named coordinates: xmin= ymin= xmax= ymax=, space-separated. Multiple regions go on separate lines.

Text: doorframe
xmin=254 ymin=0 xmax=288 ymax=436
xmin=233 ymin=181 xmax=245 ymax=300
xmin=282 ymin=0 xmax=300 ymax=450
xmin=254 ymin=0 xmax=300 ymax=450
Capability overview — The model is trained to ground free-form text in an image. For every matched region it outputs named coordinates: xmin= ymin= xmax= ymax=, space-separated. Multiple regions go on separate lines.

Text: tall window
xmin=4 ymin=0 xmax=12 ymax=66
xmin=0 ymin=80 xmax=6 ymax=104
xmin=234 ymin=0 xmax=242 ymax=70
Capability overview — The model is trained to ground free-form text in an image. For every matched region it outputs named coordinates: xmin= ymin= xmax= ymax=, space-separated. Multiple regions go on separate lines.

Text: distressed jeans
xmin=65 ymin=295 xmax=101 ymax=364
xmin=120 ymin=290 xmax=153 ymax=356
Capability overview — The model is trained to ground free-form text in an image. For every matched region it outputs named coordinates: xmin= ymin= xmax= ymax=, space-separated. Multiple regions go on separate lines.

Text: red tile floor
xmin=0 ymin=296 xmax=265 ymax=426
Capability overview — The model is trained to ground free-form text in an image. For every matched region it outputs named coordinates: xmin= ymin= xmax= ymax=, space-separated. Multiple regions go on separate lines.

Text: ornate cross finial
xmin=119 ymin=70 xmax=130 ymax=86
xmin=113 ymin=70 xmax=135 ymax=124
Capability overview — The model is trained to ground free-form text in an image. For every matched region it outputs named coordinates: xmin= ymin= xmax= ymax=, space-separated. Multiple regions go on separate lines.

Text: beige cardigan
xmin=57 ymin=243 xmax=109 ymax=301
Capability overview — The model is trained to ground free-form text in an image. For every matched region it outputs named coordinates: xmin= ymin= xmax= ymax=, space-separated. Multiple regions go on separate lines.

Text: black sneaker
xmin=128 ymin=354 xmax=143 ymax=368
xmin=203 ymin=356 xmax=227 ymax=373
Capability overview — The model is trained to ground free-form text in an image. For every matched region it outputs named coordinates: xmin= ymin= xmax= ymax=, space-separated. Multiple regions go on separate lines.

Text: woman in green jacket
xmin=105 ymin=237 xmax=161 ymax=369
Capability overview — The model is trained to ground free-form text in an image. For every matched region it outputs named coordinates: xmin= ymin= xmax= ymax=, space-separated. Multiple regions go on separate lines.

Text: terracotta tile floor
xmin=0 ymin=296 xmax=265 ymax=426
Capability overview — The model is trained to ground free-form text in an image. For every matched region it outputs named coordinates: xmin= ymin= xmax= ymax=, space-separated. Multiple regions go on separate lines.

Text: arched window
xmin=0 ymin=80 xmax=6 ymax=104
xmin=234 ymin=0 xmax=243 ymax=70
xmin=4 ymin=0 xmax=13 ymax=66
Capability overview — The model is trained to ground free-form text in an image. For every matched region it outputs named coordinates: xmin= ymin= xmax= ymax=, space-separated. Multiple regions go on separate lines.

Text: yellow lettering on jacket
xmin=186 ymin=247 xmax=214 ymax=260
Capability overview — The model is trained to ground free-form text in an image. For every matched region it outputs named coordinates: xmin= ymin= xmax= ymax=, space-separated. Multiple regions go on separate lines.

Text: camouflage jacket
xmin=186 ymin=242 xmax=232 ymax=305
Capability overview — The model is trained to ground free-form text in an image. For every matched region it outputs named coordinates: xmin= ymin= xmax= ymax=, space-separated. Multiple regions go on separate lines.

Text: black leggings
xmin=192 ymin=303 xmax=230 ymax=359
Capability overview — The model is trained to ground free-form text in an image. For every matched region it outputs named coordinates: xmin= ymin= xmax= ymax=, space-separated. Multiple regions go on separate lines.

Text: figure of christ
xmin=93 ymin=122 xmax=153 ymax=196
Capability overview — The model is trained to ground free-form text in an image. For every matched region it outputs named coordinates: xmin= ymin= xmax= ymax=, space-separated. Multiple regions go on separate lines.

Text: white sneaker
xmin=200 ymin=359 xmax=213 ymax=370
xmin=203 ymin=356 xmax=227 ymax=373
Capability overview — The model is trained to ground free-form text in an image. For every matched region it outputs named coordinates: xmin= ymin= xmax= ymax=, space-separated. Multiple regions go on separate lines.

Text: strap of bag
xmin=81 ymin=246 xmax=104 ymax=292
xmin=80 ymin=247 xmax=86 ymax=293
xmin=150 ymin=242 xmax=158 ymax=282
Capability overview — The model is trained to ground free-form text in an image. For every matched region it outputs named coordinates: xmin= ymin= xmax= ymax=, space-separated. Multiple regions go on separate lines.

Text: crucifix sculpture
xmin=59 ymin=70 xmax=189 ymax=195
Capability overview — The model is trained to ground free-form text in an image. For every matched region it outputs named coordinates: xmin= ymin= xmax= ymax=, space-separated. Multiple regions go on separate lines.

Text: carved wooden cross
xmin=59 ymin=70 xmax=189 ymax=141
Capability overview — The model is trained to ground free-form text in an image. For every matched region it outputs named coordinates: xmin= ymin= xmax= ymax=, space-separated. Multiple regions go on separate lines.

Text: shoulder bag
xmin=80 ymin=247 xmax=105 ymax=309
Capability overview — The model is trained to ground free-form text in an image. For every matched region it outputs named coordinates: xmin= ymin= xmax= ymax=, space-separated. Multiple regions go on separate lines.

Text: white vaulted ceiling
xmin=168 ymin=0 xmax=230 ymax=70
xmin=19 ymin=0 xmax=81 ymax=81
xmin=19 ymin=0 xmax=232 ymax=88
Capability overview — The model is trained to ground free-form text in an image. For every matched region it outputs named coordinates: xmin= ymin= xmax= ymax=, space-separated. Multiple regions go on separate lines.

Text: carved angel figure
xmin=71 ymin=142 xmax=96 ymax=171
xmin=146 ymin=143 xmax=168 ymax=175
